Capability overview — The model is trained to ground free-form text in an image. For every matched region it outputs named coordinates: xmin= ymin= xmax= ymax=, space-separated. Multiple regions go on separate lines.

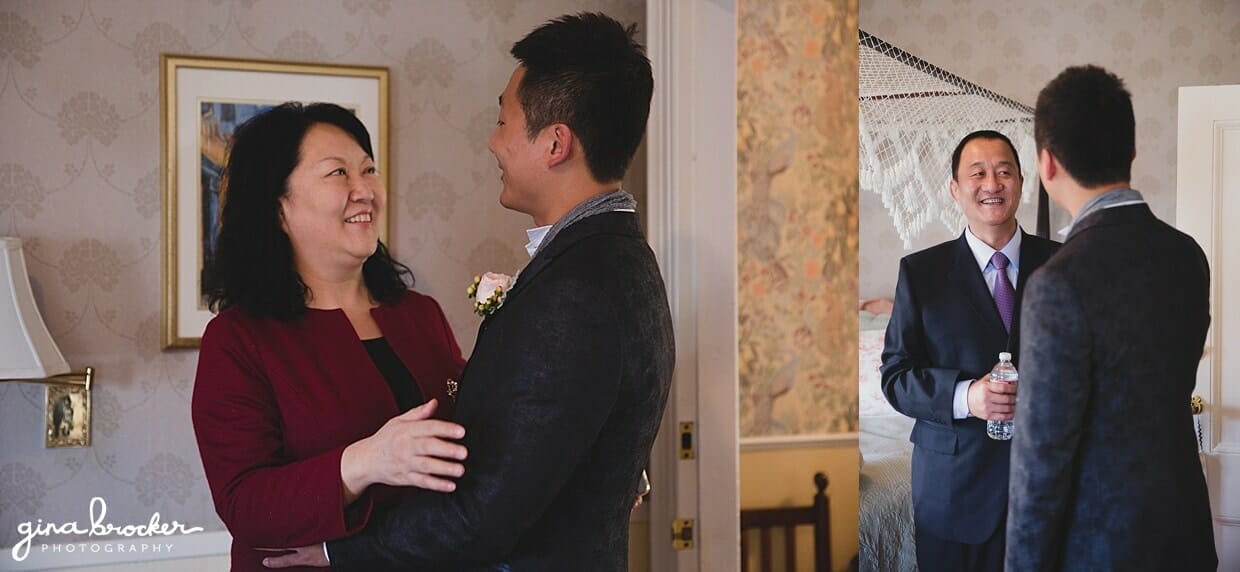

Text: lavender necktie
xmin=991 ymin=252 xmax=1016 ymax=332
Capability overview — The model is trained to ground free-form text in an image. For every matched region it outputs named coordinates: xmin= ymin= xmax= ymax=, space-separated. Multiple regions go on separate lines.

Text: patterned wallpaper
xmin=858 ymin=0 xmax=1240 ymax=299
xmin=738 ymin=0 xmax=859 ymax=438
xmin=0 ymin=0 xmax=643 ymax=549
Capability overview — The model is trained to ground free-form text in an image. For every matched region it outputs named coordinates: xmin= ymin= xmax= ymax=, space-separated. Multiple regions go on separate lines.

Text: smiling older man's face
xmin=950 ymin=137 xmax=1023 ymax=231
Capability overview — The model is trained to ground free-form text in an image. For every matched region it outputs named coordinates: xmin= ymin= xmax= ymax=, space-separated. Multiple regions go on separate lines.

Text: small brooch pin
xmin=467 ymin=272 xmax=515 ymax=317
xmin=446 ymin=378 xmax=458 ymax=401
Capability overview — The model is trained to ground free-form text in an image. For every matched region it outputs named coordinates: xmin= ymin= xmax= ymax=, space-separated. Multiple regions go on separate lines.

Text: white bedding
xmin=859 ymin=414 xmax=918 ymax=571
xmin=858 ymin=307 xmax=918 ymax=571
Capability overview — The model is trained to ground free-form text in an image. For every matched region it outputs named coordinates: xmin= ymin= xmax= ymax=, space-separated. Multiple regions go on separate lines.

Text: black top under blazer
xmin=328 ymin=211 xmax=675 ymax=571
xmin=881 ymin=230 xmax=1059 ymax=544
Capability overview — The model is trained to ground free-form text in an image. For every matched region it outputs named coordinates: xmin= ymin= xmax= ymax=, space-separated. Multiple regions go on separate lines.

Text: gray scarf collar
xmin=1061 ymin=187 xmax=1145 ymax=237
xmin=530 ymin=189 xmax=637 ymax=259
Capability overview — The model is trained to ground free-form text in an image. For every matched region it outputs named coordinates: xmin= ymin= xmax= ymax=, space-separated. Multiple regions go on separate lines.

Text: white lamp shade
xmin=0 ymin=237 xmax=70 ymax=379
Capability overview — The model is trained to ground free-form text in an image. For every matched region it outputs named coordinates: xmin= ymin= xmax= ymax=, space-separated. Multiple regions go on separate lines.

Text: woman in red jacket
xmin=191 ymin=102 xmax=467 ymax=571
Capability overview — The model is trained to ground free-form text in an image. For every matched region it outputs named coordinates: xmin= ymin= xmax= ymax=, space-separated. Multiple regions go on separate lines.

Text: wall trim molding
xmin=2 ymin=530 xmax=230 ymax=571
xmin=740 ymin=433 xmax=859 ymax=452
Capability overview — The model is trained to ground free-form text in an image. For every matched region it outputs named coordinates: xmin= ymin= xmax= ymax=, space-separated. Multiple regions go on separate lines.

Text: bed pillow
xmin=859 ymin=313 xmax=900 ymax=418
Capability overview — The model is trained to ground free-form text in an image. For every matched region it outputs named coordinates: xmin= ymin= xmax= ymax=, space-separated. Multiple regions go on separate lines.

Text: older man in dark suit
xmin=1006 ymin=65 xmax=1216 ymax=571
xmin=881 ymin=130 xmax=1059 ymax=572
xmin=263 ymin=13 xmax=672 ymax=572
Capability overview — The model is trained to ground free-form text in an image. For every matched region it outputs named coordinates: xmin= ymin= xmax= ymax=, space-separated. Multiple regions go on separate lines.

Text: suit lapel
xmin=477 ymin=249 xmax=551 ymax=331
xmin=504 ymin=250 xmax=553 ymax=305
xmin=950 ymin=233 xmax=1008 ymax=343
xmin=1012 ymin=232 xmax=1049 ymax=295
xmin=1010 ymin=232 xmax=1053 ymax=355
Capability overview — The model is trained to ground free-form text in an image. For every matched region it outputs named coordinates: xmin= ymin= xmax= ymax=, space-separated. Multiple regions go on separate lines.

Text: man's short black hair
xmin=950 ymin=130 xmax=1022 ymax=181
xmin=511 ymin=12 xmax=653 ymax=183
xmin=1035 ymin=65 xmax=1135 ymax=188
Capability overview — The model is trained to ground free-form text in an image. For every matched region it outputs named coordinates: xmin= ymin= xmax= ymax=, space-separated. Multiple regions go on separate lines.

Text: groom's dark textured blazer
xmin=327 ymin=211 xmax=675 ymax=571
xmin=1007 ymin=203 xmax=1216 ymax=571
xmin=880 ymin=230 xmax=1058 ymax=547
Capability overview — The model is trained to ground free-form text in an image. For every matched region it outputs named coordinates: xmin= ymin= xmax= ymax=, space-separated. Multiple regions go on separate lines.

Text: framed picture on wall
xmin=160 ymin=55 xmax=389 ymax=349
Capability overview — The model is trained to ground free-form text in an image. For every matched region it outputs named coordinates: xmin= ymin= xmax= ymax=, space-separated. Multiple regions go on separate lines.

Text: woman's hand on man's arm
xmin=340 ymin=399 xmax=468 ymax=504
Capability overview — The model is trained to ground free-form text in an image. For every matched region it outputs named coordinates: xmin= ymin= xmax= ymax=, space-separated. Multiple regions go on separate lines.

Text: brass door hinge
xmin=678 ymin=421 xmax=694 ymax=460
xmin=672 ymin=518 xmax=695 ymax=550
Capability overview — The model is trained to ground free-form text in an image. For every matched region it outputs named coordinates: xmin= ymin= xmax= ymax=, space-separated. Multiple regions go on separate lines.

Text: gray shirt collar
xmin=1059 ymin=187 xmax=1146 ymax=237
xmin=529 ymin=189 xmax=637 ymax=260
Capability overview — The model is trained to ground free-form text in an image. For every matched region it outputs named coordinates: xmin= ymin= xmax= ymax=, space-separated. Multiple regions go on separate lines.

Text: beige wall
xmin=741 ymin=444 xmax=860 ymax=572
xmin=858 ymin=0 xmax=1240 ymax=299
xmin=0 ymin=0 xmax=643 ymax=554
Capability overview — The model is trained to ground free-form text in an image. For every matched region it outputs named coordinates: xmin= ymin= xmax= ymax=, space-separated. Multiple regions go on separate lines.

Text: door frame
xmin=646 ymin=1 xmax=740 ymax=570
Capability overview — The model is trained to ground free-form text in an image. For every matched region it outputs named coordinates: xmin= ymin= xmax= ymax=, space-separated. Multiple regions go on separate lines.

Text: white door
xmin=1176 ymin=83 xmax=1240 ymax=569
xmin=645 ymin=1 xmax=740 ymax=571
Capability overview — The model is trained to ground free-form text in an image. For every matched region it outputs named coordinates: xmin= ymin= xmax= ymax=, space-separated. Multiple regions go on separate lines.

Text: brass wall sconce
xmin=0 ymin=237 xmax=97 ymax=448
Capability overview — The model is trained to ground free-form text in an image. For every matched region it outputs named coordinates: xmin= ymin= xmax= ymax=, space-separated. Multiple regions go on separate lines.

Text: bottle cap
xmin=998 ymin=352 xmax=1012 ymax=361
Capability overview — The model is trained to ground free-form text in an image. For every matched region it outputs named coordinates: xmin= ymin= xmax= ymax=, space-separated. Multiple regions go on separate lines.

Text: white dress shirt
xmin=524 ymin=225 xmax=552 ymax=258
xmin=523 ymin=208 xmax=636 ymax=258
xmin=952 ymin=226 xmax=1022 ymax=419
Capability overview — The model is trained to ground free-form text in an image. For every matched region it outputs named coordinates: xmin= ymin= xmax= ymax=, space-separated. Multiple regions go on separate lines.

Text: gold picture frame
xmin=46 ymin=382 xmax=91 ymax=448
xmin=160 ymin=55 xmax=390 ymax=349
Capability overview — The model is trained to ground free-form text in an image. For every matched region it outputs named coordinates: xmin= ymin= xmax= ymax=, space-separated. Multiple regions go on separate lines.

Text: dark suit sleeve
xmin=327 ymin=275 xmax=623 ymax=570
xmin=880 ymin=258 xmax=963 ymax=424
xmin=1005 ymin=268 xmax=1090 ymax=571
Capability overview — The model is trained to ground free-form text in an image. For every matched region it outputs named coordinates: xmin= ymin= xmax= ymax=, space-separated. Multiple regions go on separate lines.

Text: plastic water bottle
xmin=986 ymin=352 xmax=1018 ymax=440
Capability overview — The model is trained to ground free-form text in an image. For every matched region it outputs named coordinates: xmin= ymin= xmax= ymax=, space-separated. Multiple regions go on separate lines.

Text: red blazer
xmin=191 ymin=290 xmax=465 ymax=571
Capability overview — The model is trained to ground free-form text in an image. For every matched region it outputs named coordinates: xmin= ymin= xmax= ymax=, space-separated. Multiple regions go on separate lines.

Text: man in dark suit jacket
xmin=881 ymin=130 xmax=1059 ymax=572
xmin=1006 ymin=65 xmax=1216 ymax=571
xmin=263 ymin=13 xmax=671 ymax=571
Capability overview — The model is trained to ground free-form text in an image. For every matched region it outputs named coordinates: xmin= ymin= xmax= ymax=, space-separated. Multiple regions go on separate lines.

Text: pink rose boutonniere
xmin=467 ymin=272 xmax=515 ymax=316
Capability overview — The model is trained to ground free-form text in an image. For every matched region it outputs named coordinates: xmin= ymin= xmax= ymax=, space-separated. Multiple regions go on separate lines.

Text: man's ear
xmin=277 ymin=200 xmax=290 ymax=234
xmin=1037 ymin=148 xmax=1058 ymax=185
xmin=546 ymin=124 xmax=573 ymax=169
xmin=949 ymin=177 xmax=960 ymax=201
